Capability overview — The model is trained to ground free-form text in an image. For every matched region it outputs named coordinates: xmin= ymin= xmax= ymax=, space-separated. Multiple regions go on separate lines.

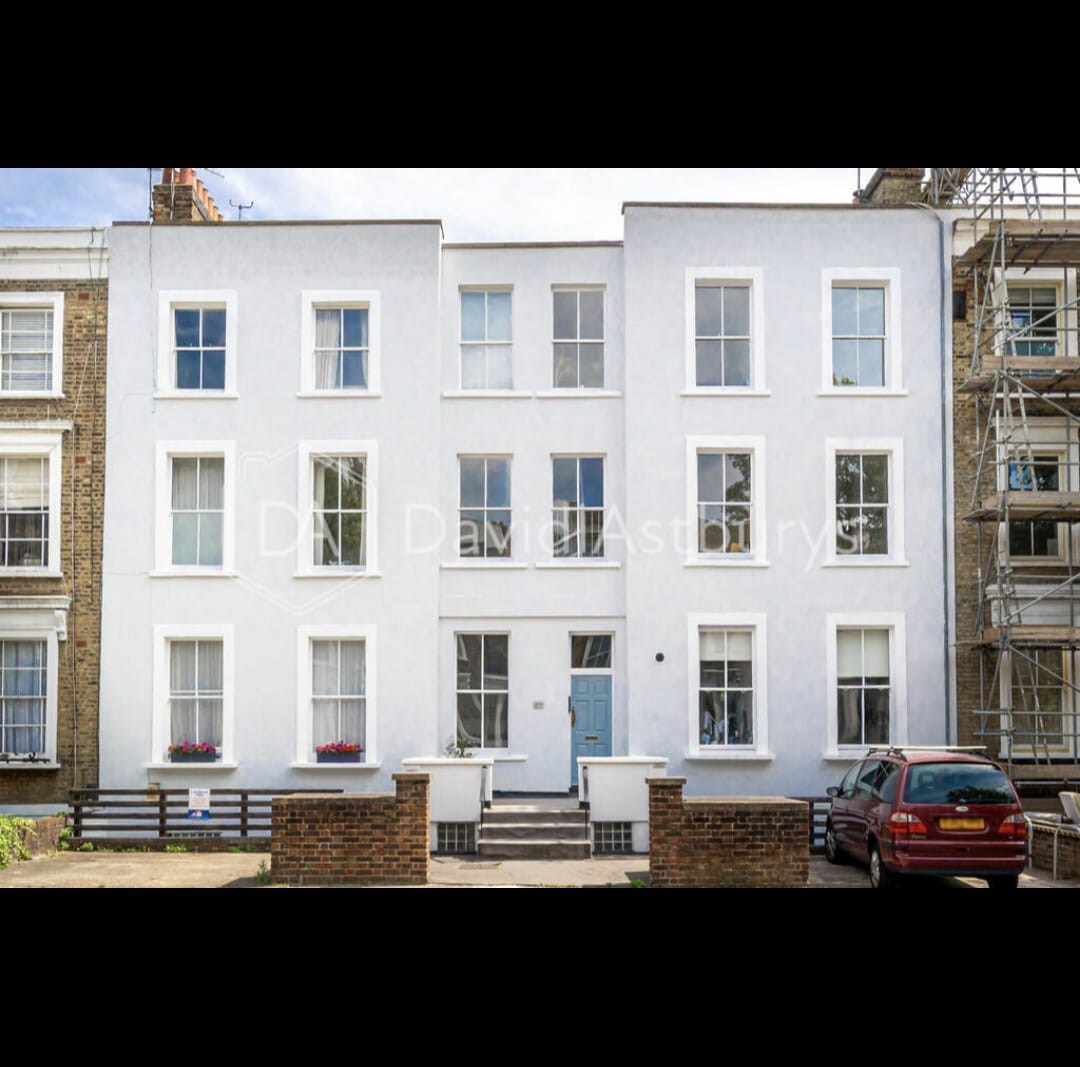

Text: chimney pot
xmin=178 ymin=168 xmax=194 ymax=186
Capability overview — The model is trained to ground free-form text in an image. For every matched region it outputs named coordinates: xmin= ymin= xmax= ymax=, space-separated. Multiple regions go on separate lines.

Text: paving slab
xmin=0 ymin=851 xmax=264 ymax=888
xmin=1 ymin=851 xmax=1076 ymax=888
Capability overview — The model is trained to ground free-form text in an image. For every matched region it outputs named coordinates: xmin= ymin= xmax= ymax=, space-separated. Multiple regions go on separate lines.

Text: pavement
xmin=1 ymin=851 xmax=1076 ymax=888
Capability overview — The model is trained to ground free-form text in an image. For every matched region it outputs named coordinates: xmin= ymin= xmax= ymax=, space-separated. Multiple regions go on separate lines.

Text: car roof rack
xmin=867 ymin=745 xmax=988 ymax=762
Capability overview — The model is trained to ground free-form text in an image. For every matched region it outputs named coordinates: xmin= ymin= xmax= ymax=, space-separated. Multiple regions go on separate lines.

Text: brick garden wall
xmin=0 ymin=277 xmax=107 ymax=808
xmin=270 ymin=774 xmax=429 ymax=885
xmin=16 ymin=815 xmax=63 ymax=857
xmin=1029 ymin=822 xmax=1080 ymax=880
xmin=647 ymin=778 xmax=809 ymax=888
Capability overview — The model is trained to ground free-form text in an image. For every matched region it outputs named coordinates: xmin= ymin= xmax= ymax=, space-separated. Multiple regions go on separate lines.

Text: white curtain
xmin=700 ymin=631 xmax=726 ymax=661
xmin=837 ymin=630 xmax=863 ymax=681
xmin=315 ymin=309 xmax=340 ymax=389
xmin=6 ymin=458 xmax=45 ymax=509
xmin=725 ymin=631 xmax=752 ymax=661
xmin=199 ymin=458 xmax=224 ymax=509
xmin=198 ymin=640 xmax=223 ymax=692
xmin=198 ymin=458 xmax=225 ymax=565
xmin=313 ymin=699 xmax=337 ymax=747
xmin=312 ymin=640 xmax=338 ymax=696
xmin=171 ymin=458 xmax=197 ymax=510
xmin=863 ymin=631 xmax=889 ymax=679
xmin=2 ymin=640 xmax=46 ymax=753
xmin=339 ymin=640 xmax=365 ymax=695
xmin=340 ymin=698 xmax=364 ymax=746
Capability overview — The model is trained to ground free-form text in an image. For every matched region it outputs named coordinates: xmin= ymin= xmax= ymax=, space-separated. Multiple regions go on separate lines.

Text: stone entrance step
xmin=479 ymin=802 xmax=591 ymax=859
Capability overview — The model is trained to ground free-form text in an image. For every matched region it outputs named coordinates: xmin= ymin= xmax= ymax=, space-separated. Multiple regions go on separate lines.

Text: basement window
xmin=593 ymin=822 xmax=633 ymax=854
xmin=436 ymin=822 xmax=477 ymax=854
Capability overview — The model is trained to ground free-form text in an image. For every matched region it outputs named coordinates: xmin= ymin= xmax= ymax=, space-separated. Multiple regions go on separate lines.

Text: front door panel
xmin=570 ymin=675 xmax=612 ymax=787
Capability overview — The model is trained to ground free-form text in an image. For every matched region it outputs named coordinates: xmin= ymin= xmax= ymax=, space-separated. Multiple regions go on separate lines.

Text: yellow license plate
xmin=940 ymin=817 xmax=985 ymax=831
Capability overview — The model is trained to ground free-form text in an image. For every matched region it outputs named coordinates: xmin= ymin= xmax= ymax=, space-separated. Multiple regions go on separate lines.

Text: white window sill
xmin=296 ymin=390 xmax=382 ymax=399
xmin=534 ymin=389 xmax=622 ymax=399
xmin=154 ymin=391 xmax=239 ymax=401
xmin=0 ymin=761 xmax=60 ymax=771
xmin=441 ymin=561 xmax=529 ymax=570
xmin=0 ymin=391 xmax=65 ymax=400
xmin=442 ymin=390 xmax=533 ymax=399
xmin=150 ymin=569 xmax=239 ymax=579
xmin=681 ymin=388 xmax=772 ymax=398
xmin=474 ymin=753 xmax=527 ymax=762
xmin=818 ymin=388 xmax=909 ymax=398
xmin=289 ymin=761 xmax=383 ymax=770
xmin=293 ymin=569 xmax=382 ymax=579
xmin=0 ymin=569 xmax=64 ymax=579
xmin=535 ymin=560 xmax=621 ymax=570
xmin=822 ymin=559 xmax=910 ymax=569
xmin=686 ymin=751 xmax=776 ymax=762
xmin=684 ymin=558 xmax=770 ymax=569
xmin=144 ymin=762 xmax=240 ymax=771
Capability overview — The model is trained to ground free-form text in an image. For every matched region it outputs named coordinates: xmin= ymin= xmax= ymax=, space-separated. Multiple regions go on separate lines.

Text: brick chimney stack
xmin=152 ymin=168 xmax=224 ymax=223
xmin=858 ymin=167 xmax=926 ymax=205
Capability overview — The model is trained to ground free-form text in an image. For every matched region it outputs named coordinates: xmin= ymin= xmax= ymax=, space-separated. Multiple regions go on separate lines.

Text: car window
xmin=839 ymin=761 xmax=863 ymax=798
xmin=903 ymin=762 xmax=1015 ymax=805
xmin=873 ymin=761 xmax=901 ymax=802
xmin=854 ymin=760 xmax=882 ymax=799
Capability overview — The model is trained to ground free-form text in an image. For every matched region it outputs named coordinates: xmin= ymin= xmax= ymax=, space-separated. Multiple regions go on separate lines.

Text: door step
xmin=477 ymin=839 xmax=591 ymax=860
xmin=479 ymin=803 xmax=591 ymax=859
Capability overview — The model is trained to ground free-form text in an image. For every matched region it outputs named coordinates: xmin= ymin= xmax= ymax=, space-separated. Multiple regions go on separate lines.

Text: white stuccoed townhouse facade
xmin=98 ymin=197 xmax=952 ymax=802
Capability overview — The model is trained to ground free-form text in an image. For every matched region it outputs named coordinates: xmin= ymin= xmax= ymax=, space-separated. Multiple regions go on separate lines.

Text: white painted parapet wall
xmin=578 ymin=756 xmax=668 ymax=852
xmin=401 ymin=757 xmax=494 ymax=849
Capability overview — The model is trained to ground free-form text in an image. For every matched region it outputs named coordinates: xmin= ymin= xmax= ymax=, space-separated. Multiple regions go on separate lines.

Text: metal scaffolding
xmin=938 ymin=168 xmax=1080 ymax=775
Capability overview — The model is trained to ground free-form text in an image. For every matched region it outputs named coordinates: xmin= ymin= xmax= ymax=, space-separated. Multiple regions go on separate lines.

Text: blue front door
xmin=570 ymin=675 xmax=612 ymax=787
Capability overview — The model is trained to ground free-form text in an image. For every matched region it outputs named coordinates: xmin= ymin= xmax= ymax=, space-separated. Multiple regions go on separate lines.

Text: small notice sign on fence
xmin=187 ymin=788 xmax=211 ymax=820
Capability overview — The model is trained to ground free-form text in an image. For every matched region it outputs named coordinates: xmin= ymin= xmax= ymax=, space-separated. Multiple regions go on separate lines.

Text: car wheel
xmin=986 ymin=873 xmax=1020 ymax=890
xmin=868 ymin=844 xmax=895 ymax=889
xmin=824 ymin=822 xmax=842 ymax=864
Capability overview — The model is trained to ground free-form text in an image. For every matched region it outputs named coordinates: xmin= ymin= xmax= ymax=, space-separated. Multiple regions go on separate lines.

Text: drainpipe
xmin=912 ymin=201 xmax=956 ymax=745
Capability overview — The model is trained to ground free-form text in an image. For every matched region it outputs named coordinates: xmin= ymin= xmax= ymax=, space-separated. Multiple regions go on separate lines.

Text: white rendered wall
xmin=622 ymin=205 xmax=950 ymax=796
xmin=100 ymin=222 xmax=443 ymax=791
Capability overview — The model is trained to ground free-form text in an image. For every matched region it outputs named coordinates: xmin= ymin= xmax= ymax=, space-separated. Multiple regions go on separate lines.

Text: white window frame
xmin=0 ymin=292 xmax=64 ymax=398
xmin=823 ymin=438 xmax=907 ymax=567
xmin=294 ymin=624 xmax=378 ymax=767
xmin=457 ymin=453 xmax=514 ymax=562
xmin=153 ymin=441 xmax=236 ymax=576
xmin=458 ymin=286 xmax=513 ymax=391
xmin=150 ymin=623 xmax=235 ymax=768
xmin=0 ymin=627 xmax=60 ymax=765
xmin=998 ymin=647 xmax=1076 ymax=760
xmin=298 ymin=289 xmax=382 ymax=396
xmin=454 ymin=630 xmax=511 ymax=753
xmin=684 ymin=267 xmax=767 ymax=395
xmin=825 ymin=613 xmax=908 ymax=760
xmin=995 ymin=416 xmax=1078 ymax=568
xmin=685 ymin=435 xmax=767 ymax=567
xmin=994 ymin=269 xmax=1077 ymax=360
xmin=551 ymin=453 xmax=605 ymax=560
xmin=156 ymin=289 xmax=239 ymax=398
xmin=820 ymin=268 xmax=904 ymax=396
xmin=295 ymin=440 xmax=379 ymax=577
xmin=0 ymin=430 xmax=63 ymax=578
xmin=552 ymin=284 xmax=606 ymax=390
xmin=687 ymin=613 xmax=771 ymax=760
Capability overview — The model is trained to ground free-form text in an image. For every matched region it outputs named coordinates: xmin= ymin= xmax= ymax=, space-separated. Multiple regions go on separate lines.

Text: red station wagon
xmin=825 ymin=747 xmax=1028 ymax=889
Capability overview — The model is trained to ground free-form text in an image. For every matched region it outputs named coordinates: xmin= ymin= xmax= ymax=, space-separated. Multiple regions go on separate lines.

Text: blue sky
xmin=0 ymin=168 xmax=878 ymax=241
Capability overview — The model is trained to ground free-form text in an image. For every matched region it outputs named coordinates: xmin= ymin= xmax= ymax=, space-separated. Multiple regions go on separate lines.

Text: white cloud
xmin=0 ymin=168 xmax=880 ymax=238
xmin=214 ymin=167 xmax=872 ymax=240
